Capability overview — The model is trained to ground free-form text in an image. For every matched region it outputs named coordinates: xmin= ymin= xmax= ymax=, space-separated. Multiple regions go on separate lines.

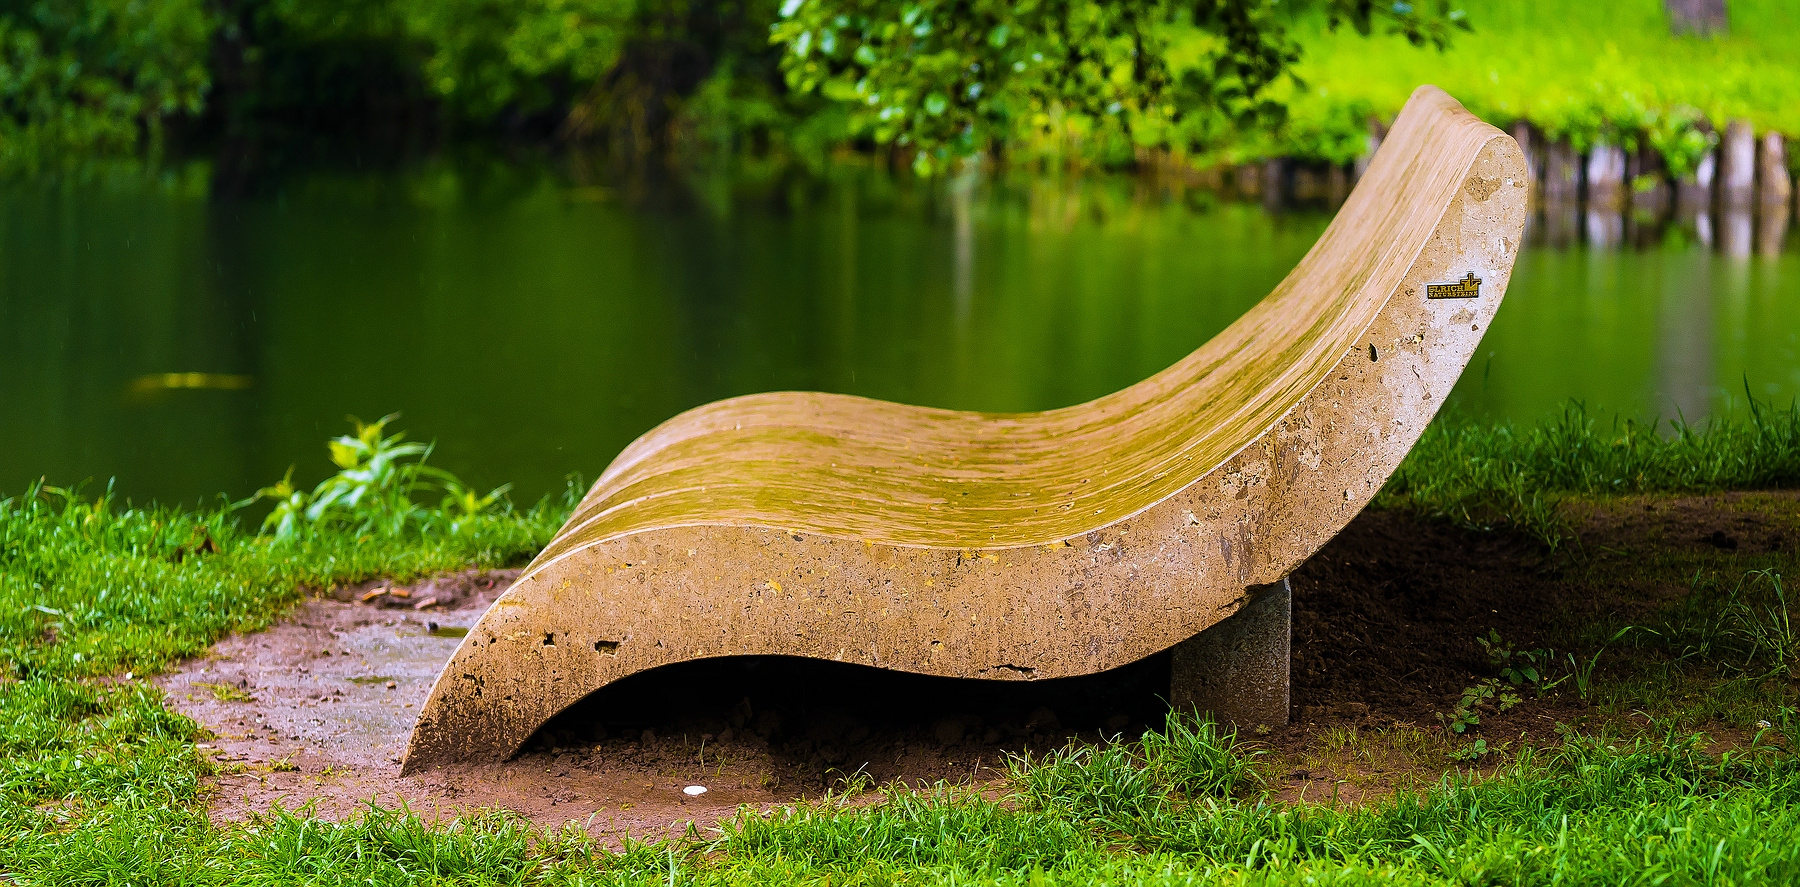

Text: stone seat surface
xmin=404 ymin=85 xmax=1528 ymax=770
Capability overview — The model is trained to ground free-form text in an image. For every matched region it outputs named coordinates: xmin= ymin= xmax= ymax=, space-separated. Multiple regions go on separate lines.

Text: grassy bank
xmin=1271 ymin=0 xmax=1800 ymax=168
xmin=1381 ymin=400 xmax=1800 ymax=547
xmin=3 ymin=407 xmax=1799 ymax=884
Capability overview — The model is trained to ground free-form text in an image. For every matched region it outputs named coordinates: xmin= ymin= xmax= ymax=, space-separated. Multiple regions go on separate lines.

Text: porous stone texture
xmin=1169 ymin=578 xmax=1291 ymax=729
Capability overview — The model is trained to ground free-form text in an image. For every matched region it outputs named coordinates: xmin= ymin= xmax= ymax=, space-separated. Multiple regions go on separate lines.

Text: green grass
xmin=8 ymin=703 xmax=1799 ymax=884
xmin=3 ymin=409 xmax=1799 ymax=885
xmin=1380 ymin=399 xmax=1800 ymax=547
xmin=0 ymin=480 xmax=570 ymax=684
xmin=1269 ymin=0 xmax=1800 ymax=169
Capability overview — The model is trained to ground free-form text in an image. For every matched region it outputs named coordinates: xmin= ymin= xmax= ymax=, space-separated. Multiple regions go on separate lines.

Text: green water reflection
xmin=3 ymin=165 xmax=1797 ymax=506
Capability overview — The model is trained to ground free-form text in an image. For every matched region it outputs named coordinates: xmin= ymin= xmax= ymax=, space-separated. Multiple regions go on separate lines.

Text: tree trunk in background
xmin=1757 ymin=198 xmax=1790 ymax=259
xmin=1586 ymin=142 xmax=1627 ymax=211
xmin=1585 ymin=142 xmax=1627 ymax=248
xmin=1627 ymin=143 xmax=1671 ymax=234
xmin=1543 ymin=141 xmax=1580 ymax=204
xmin=1758 ymin=133 xmax=1792 ymax=258
xmin=1676 ymin=148 xmax=1716 ymax=224
xmin=1326 ymin=164 xmax=1349 ymax=206
xmin=1665 ymin=0 xmax=1728 ymax=35
xmin=1261 ymin=158 xmax=1290 ymax=211
xmin=1719 ymin=120 xmax=1756 ymax=210
xmin=1232 ymin=163 xmax=1263 ymax=200
xmin=1758 ymin=133 xmax=1792 ymax=208
xmin=1720 ymin=120 xmax=1755 ymax=258
xmin=1508 ymin=122 xmax=1539 ymax=190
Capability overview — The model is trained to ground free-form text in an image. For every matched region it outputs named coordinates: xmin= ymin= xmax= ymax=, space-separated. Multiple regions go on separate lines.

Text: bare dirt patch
xmin=163 ymin=568 xmax=1131 ymax=838
xmin=161 ymin=492 xmax=1799 ymax=832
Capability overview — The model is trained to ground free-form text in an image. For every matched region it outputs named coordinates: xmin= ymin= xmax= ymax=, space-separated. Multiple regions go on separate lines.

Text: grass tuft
xmin=1012 ymin=713 xmax=1263 ymax=833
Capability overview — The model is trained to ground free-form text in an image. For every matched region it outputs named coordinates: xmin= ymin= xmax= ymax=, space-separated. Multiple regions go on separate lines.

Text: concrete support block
xmin=1170 ymin=578 xmax=1290 ymax=729
xmin=1756 ymin=134 xmax=1790 ymax=258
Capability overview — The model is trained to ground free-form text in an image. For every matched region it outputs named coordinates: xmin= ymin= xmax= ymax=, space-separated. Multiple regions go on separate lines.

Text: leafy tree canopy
xmin=261 ymin=0 xmax=636 ymax=121
xmin=0 ymin=0 xmax=214 ymax=165
xmin=772 ymin=0 xmax=1469 ymax=173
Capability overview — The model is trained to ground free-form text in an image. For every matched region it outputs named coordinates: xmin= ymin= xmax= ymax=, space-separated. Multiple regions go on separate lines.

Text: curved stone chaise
xmin=403 ymin=85 xmax=1528 ymax=771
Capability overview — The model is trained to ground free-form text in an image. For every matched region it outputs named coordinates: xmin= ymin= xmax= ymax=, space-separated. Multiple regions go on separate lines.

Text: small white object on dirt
xmin=683 ymin=785 xmax=707 ymax=796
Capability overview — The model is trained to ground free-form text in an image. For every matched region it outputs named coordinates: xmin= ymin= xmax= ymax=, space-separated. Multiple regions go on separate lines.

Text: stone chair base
xmin=1170 ymin=578 xmax=1291 ymax=730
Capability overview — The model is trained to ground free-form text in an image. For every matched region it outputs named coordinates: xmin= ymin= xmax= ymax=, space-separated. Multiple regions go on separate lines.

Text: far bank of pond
xmin=4 ymin=161 xmax=1798 ymax=505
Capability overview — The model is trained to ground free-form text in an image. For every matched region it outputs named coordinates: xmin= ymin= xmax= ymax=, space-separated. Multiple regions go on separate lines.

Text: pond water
xmin=4 ymin=162 xmax=1798 ymax=506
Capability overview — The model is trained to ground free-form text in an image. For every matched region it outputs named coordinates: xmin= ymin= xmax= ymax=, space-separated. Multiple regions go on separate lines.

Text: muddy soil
xmin=160 ymin=492 xmax=1799 ymax=836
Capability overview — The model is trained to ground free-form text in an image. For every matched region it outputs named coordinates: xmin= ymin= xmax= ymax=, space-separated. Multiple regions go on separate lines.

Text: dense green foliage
xmin=0 ymin=0 xmax=213 ymax=169
xmin=261 ymin=0 xmax=635 ymax=121
xmin=5 ymin=0 xmax=1799 ymax=175
xmin=770 ymin=0 xmax=1464 ymax=173
xmin=3 ymin=411 xmax=1799 ymax=883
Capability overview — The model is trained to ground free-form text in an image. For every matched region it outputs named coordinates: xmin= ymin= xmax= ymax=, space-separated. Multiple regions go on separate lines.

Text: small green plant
xmin=821 ymin=767 xmax=874 ymax=805
xmin=1448 ymin=737 xmax=1490 ymax=762
xmin=246 ymin=414 xmax=509 ymax=540
xmin=1478 ymin=629 xmax=1563 ymax=692
xmin=1444 ymin=630 xmax=1546 ymax=734
xmin=1442 ymin=679 xmax=1521 ymax=734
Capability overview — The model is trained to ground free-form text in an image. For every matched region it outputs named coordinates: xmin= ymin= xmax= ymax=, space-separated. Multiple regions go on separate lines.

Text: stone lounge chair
xmin=403 ymin=85 xmax=1527 ymax=771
